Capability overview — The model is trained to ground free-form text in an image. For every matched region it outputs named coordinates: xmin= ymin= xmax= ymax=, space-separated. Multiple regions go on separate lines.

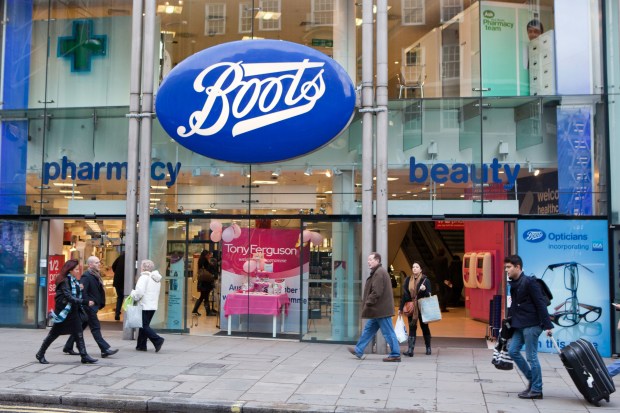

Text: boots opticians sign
xmin=155 ymin=40 xmax=356 ymax=163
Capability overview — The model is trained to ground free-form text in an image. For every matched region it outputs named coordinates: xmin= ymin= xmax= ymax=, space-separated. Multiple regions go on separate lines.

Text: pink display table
xmin=224 ymin=292 xmax=290 ymax=337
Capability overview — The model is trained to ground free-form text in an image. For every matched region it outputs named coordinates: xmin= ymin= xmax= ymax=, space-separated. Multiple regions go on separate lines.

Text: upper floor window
xmin=258 ymin=0 xmax=281 ymax=31
xmin=312 ymin=0 xmax=334 ymax=26
xmin=239 ymin=2 xmax=253 ymax=34
xmin=402 ymin=0 xmax=424 ymax=26
xmin=441 ymin=0 xmax=463 ymax=23
xmin=205 ymin=3 xmax=226 ymax=36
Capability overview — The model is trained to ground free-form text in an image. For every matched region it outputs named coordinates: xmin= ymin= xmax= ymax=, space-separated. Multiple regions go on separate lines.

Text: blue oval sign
xmin=155 ymin=40 xmax=356 ymax=163
xmin=522 ymin=229 xmax=546 ymax=243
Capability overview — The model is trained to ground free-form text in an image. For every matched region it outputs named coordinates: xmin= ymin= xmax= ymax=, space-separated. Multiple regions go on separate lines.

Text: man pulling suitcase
xmin=504 ymin=255 xmax=554 ymax=399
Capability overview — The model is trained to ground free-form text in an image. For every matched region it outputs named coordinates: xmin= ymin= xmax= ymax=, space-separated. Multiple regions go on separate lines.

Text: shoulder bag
xmin=402 ymin=301 xmax=415 ymax=317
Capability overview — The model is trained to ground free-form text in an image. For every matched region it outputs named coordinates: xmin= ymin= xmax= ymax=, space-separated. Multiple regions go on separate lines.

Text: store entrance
xmin=389 ymin=219 xmax=512 ymax=341
xmin=47 ymin=218 xmax=126 ymax=324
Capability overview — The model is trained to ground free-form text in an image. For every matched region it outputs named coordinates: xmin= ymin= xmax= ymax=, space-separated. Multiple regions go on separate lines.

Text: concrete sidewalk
xmin=0 ymin=328 xmax=618 ymax=412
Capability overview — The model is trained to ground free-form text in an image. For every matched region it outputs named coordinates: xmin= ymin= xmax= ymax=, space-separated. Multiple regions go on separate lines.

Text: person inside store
xmin=192 ymin=249 xmax=216 ymax=316
xmin=112 ymin=252 xmax=125 ymax=321
xmin=505 ymin=254 xmax=553 ymax=399
xmin=432 ymin=247 xmax=450 ymax=313
xmin=526 ymin=19 xmax=544 ymax=41
xmin=62 ymin=256 xmax=119 ymax=359
xmin=398 ymin=261 xmax=433 ymax=357
xmin=347 ymin=252 xmax=402 ymax=362
xmin=36 ymin=259 xmax=98 ymax=364
xmin=448 ymin=254 xmax=463 ymax=307
xmin=130 ymin=259 xmax=165 ymax=352
xmin=606 ymin=303 xmax=620 ymax=377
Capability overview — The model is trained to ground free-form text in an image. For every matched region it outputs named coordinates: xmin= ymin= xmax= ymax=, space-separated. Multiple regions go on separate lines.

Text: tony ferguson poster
xmin=219 ymin=227 xmax=310 ymax=334
xmin=517 ymin=219 xmax=611 ymax=356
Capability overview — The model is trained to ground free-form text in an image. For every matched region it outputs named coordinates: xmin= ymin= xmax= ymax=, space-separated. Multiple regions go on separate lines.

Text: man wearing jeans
xmin=505 ymin=255 xmax=553 ymax=399
xmin=347 ymin=252 xmax=401 ymax=362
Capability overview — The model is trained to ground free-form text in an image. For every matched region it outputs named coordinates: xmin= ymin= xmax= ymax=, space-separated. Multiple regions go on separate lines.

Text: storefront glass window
xmin=0 ymin=219 xmax=39 ymax=326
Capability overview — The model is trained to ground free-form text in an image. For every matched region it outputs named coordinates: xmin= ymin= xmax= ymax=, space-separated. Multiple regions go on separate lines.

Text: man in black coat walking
xmin=112 ymin=252 xmax=125 ymax=321
xmin=63 ymin=256 xmax=119 ymax=358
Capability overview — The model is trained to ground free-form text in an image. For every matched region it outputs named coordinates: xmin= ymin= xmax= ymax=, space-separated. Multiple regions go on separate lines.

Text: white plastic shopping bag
xmin=394 ymin=315 xmax=408 ymax=343
xmin=124 ymin=305 xmax=143 ymax=329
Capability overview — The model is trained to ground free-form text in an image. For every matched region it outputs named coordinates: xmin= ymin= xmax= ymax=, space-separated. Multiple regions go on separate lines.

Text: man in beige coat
xmin=348 ymin=252 xmax=401 ymax=362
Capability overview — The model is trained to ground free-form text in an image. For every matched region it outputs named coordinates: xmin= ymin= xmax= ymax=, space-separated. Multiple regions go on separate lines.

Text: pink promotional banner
xmin=219 ymin=227 xmax=310 ymax=334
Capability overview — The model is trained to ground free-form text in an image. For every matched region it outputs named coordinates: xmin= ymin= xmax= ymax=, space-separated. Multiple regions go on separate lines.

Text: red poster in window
xmin=47 ymin=255 xmax=65 ymax=314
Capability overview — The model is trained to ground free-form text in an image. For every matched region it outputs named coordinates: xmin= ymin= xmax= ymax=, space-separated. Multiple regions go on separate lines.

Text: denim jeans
xmin=508 ymin=325 xmax=543 ymax=392
xmin=354 ymin=316 xmax=401 ymax=358
xmin=608 ymin=359 xmax=620 ymax=377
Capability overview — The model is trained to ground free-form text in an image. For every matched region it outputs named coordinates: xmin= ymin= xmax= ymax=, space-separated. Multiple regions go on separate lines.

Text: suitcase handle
xmin=549 ymin=336 xmax=562 ymax=354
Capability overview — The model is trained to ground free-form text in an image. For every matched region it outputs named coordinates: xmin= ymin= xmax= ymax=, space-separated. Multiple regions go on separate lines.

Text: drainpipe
xmin=360 ymin=0 xmax=374 ymax=353
xmin=375 ymin=0 xmax=389 ymax=355
xmin=138 ymin=0 xmax=156 ymax=263
xmin=123 ymin=0 xmax=143 ymax=340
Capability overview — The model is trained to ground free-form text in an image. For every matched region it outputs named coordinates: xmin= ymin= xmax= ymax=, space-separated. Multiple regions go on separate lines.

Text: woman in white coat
xmin=130 ymin=260 xmax=164 ymax=352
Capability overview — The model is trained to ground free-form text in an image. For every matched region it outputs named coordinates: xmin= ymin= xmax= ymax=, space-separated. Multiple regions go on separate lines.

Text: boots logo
xmin=523 ymin=229 xmax=546 ymax=243
xmin=156 ymin=40 xmax=356 ymax=163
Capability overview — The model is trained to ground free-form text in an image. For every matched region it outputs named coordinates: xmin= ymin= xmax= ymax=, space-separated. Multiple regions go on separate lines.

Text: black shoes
xmin=425 ymin=347 xmax=432 ymax=355
xmin=518 ymin=390 xmax=543 ymax=399
xmin=383 ymin=356 xmax=401 ymax=362
xmin=136 ymin=347 xmax=147 ymax=352
xmin=154 ymin=338 xmax=164 ymax=353
xmin=101 ymin=348 xmax=119 ymax=358
xmin=114 ymin=315 xmax=120 ymax=321
xmin=80 ymin=354 xmax=98 ymax=364
xmin=35 ymin=352 xmax=49 ymax=364
xmin=63 ymin=348 xmax=79 ymax=356
xmin=192 ymin=311 xmax=201 ymax=316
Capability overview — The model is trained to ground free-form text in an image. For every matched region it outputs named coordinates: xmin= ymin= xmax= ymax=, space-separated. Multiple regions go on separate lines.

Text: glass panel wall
xmin=0 ymin=219 xmax=40 ymax=326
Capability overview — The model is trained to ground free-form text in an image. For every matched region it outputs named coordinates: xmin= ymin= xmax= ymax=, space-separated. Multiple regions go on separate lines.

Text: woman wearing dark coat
xmin=192 ymin=250 xmax=216 ymax=316
xmin=398 ymin=261 xmax=432 ymax=357
xmin=35 ymin=259 xmax=98 ymax=364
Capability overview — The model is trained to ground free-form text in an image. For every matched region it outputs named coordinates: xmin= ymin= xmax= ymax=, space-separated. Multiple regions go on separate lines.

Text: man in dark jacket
xmin=347 ymin=252 xmax=401 ymax=362
xmin=63 ymin=256 xmax=118 ymax=358
xmin=432 ymin=247 xmax=450 ymax=312
xmin=112 ymin=252 xmax=125 ymax=321
xmin=505 ymin=254 xmax=553 ymax=399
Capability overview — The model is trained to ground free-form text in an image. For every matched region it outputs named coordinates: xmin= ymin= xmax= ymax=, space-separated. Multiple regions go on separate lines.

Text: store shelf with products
xmin=308 ymin=251 xmax=332 ymax=321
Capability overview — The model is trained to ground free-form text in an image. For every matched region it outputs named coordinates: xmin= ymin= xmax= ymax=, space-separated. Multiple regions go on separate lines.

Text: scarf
xmin=50 ymin=275 xmax=81 ymax=324
xmin=90 ymin=267 xmax=104 ymax=287
xmin=408 ymin=274 xmax=425 ymax=322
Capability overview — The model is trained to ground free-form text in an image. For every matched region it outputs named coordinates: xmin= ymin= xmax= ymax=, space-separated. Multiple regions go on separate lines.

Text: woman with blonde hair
xmin=130 ymin=259 xmax=165 ymax=352
xmin=398 ymin=261 xmax=432 ymax=357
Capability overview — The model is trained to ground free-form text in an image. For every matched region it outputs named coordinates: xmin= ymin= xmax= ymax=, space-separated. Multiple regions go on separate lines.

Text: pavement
xmin=0 ymin=328 xmax=618 ymax=413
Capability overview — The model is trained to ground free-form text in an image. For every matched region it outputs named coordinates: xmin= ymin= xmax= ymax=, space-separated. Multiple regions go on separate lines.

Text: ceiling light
xmin=272 ymin=167 xmax=281 ymax=177
xmin=325 ymin=169 xmax=332 ymax=178
xmin=53 ymin=183 xmax=75 ymax=187
xmin=151 ymin=185 xmax=168 ymax=189
xmin=59 ymin=189 xmax=80 ymax=194
xmin=252 ymin=180 xmax=278 ymax=185
xmin=534 ymin=169 xmax=540 ymax=176
xmin=64 ymin=195 xmax=84 ymax=199
xmin=304 ymin=165 xmax=313 ymax=176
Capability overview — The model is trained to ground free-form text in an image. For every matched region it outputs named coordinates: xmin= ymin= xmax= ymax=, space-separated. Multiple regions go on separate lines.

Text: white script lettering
xmin=176 ymin=60 xmax=326 ymax=138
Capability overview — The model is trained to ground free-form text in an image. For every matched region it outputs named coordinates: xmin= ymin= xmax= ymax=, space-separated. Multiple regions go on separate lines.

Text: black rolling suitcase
xmin=552 ymin=337 xmax=615 ymax=406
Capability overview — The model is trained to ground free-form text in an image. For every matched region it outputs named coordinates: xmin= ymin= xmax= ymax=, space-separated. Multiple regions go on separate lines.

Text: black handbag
xmin=78 ymin=306 xmax=89 ymax=324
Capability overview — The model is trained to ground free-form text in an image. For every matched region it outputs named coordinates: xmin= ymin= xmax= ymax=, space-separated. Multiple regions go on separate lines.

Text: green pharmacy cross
xmin=57 ymin=20 xmax=107 ymax=72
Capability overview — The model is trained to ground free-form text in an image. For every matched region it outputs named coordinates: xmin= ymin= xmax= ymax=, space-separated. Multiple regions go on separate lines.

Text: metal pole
xmin=123 ymin=0 xmax=144 ymax=340
xmin=138 ymin=0 xmax=156 ymax=263
xmin=374 ymin=0 xmax=389 ymax=355
xmin=375 ymin=1 xmax=388 ymax=260
xmin=360 ymin=0 xmax=374 ymax=353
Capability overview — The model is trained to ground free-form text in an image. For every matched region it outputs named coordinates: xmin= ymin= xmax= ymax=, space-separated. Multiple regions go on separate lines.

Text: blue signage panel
xmin=517 ymin=219 xmax=610 ymax=356
xmin=556 ymin=106 xmax=593 ymax=215
xmin=156 ymin=40 xmax=356 ymax=163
